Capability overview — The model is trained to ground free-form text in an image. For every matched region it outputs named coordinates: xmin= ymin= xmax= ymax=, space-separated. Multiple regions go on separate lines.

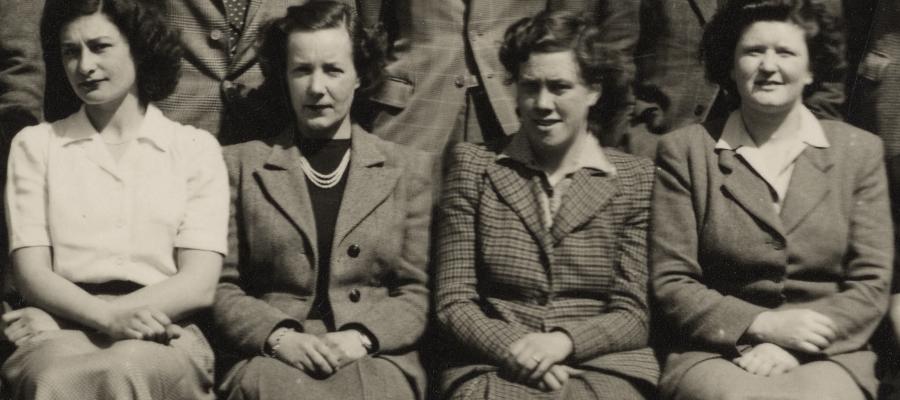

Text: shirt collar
xmin=715 ymin=106 xmax=830 ymax=151
xmin=61 ymin=104 xmax=172 ymax=152
xmin=498 ymin=132 xmax=617 ymax=176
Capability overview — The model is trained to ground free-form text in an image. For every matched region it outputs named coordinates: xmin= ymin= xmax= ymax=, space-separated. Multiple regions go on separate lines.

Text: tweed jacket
xmin=650 ymin=119 xmax=894 ymax=398
xmin=628 ymin=0 xmax=845 ymax=157
xmin=434 ymin=141 xmax=659 ymax=393
xmin=212 ymin=126 xmax=433 ymax=396
xmin=157 ymin=0 xmax=361 ymax=144
xmin=360 ymin=0 xmax=639 ymax=154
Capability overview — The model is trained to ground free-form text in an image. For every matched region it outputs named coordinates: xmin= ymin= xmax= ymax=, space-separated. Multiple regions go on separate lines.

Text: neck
xmin=739 ymin=101 xmax=804 ymax=145
xmin=297 ymin=116 xmax=353 ymax=141
xmin=532 ymin=131 xmax=589 ymax=176
xmin=84 ymin=94 xmax=146 ymax=138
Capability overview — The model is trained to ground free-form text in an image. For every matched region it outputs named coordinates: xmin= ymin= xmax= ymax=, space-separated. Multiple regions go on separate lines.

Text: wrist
xmin=266 ymin=327 xmax=292 ymax=357
xmin=355 ymin=329 xmax=374 ymax=353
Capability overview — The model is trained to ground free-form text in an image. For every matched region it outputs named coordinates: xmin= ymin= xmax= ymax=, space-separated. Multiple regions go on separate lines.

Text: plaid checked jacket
xmin=434 ymin=142 xmax=660 ymax=393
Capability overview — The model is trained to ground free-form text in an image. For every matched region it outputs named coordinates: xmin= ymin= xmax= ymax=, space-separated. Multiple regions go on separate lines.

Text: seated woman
xmin=651 ymin=1 xmax=892 ymax=399
xmin=434 ymin=10 xmax=658 ymax=400
xmin=0 ymin=0 xmax=228 ymax=399
xmin=211 ymin=2 xmax=432 ymax=399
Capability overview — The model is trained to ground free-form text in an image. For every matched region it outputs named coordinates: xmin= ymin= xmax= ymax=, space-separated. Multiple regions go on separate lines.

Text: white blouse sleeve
xmin=173 ymin=128 xmax=229 ymax=255
xmin=6 ymin=124 xmax=52 ymax=252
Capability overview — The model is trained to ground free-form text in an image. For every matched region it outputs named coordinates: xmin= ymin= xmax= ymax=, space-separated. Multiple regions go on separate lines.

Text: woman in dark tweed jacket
xmin=434 ymin=10 xmax=658 ymax=400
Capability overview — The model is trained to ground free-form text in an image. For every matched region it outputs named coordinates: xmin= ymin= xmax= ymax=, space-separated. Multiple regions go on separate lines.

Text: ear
xmin=355 ymin=76 xmax=361 ymax=90
xmin=587 ymin=84 xmax=602 ymax=106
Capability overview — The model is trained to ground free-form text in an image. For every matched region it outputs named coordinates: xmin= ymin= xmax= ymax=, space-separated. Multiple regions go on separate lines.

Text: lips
xmin=78 ymin=78 xmax=106 ymax=89
xmin=304 ymin=104 xmax=332 ymax=112
xmin=534 ymin=118 xmax=561 ymax=127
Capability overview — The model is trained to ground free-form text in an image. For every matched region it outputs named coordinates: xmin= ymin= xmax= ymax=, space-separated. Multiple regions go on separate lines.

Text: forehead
xmin=61 ymin=12 xmax=123 ymax=42
xmin=519 ymin=50 xmax=581 ymax=80
xmin=738 ymin=20 xmax=808 ymax=46
xmin=286 ymin=27 xmax=354 ymax=62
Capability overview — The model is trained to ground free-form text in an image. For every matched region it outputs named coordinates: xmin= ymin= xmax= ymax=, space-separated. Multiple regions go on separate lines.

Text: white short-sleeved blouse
xmin=5 ymin=104 xmax=228 ymax=286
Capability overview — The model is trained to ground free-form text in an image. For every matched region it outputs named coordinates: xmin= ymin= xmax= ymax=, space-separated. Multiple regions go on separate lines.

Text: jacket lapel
xmin=688 ymin=0 xmax=719 ymax=25
xmin=332 ymin=128 xmax=401 ymax=248
xmin=718 ymin=149 xmax=786 ymax=237
xmin=780 ymin=147 xmax=832 ymax=234
xmin=549 ymin=170 xmax=619 ymax=244
xmin=487 ymin=160 xmax=553 ymax=256
xmin=254 ymin=129 xmax=319 ymax=261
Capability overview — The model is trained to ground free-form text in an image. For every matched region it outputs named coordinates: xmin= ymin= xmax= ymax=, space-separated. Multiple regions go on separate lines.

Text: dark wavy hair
xmin=700 ymin=0 xmax=845 ymax=107
xmin=41 ymin=0 xmax=182 ymax=108
xmin=499 ymin=10 xmax=630 ymax=138
xmin=258 ymin=0 xmax=388 ymax=124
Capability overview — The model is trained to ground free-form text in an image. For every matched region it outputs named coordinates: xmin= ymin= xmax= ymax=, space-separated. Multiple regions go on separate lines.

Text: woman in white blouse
xmin=0 ymin=1 xmax=228 ymax=399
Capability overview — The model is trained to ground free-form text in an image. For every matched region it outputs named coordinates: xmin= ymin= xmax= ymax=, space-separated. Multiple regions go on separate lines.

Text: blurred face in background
xmin=731 ymin=20 xmax=813 ymax=115
xmin=516 ymin=50 xmax=600 ymax=155
xmin=60 ymin=12 xmax=138 ymax=108
xmin=285 ymin=26 xmax=359 ymax=139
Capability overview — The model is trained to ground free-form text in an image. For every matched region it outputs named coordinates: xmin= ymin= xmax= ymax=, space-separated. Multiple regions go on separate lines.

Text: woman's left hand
xmin=2 ymin=307 xmax=61 ymax=346
xmin=320 ymin=330 xmax=369 ymax=367
xmin=507 ymin=331 xmax=574 ymax=384
xmin=732 ymin=343 xmax=800 ymax=376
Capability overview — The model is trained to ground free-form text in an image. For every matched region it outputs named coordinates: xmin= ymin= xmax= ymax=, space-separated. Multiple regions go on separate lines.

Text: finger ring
xmin=531 ymin=355 xmax=542 ymax=363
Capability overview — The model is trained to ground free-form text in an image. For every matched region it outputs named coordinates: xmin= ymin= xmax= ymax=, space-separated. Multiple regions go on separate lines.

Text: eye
xmin=290 ymin=65 xmax=313 ymax=76
xmin=61 ymin=46 xmax=79 ymax=58
xmin=547 ymin=81 xmax=572 ymax=95
xmin=88 ymin=42 xmax=112 ymax=53
xmin=324 ymin=65 xmax=345 ymax=76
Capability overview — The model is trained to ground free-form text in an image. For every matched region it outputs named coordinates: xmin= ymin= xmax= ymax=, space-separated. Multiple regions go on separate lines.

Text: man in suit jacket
xmin=628 ymin=0 xmax=846 ymax=158
xmin=358 ymin=1 xmax=640 ymax=154
xmin=158 ymin=0 xmax=362 ymax=144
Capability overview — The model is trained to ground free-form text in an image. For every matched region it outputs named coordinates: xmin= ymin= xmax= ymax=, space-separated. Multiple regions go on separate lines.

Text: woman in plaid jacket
xmin=434 ymin=10 xmax=659 ymax=400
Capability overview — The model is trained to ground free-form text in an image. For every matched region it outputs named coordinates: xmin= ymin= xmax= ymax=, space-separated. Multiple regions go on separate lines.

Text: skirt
xmin=219 ymin=355 xmax=417 ymax=400
xmin=1 ymin=323 xmax=215 ymax=400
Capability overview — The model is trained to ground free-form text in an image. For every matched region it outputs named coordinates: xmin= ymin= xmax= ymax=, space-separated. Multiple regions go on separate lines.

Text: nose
xmin=76 ymin=49 xmax=98 ymax=76
xmin=759 ymin=50 xmax=777 ymax=72
xmin=307 ymin=70 xmax=326 ymax=96
xmin=534 ymin=87 xmax=554 ymax=111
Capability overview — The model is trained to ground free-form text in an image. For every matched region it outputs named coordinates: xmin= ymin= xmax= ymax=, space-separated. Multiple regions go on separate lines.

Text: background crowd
xmin=0 ymin=0 xmax=899 ymax=399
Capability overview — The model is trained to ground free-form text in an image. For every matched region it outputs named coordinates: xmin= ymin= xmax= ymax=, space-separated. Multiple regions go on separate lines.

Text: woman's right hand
xmin=102 ymin=306 xmax=174 ymax=342
xmin=270 ymin=331 xmax=342 ymax=376
xmin=746 ymin=309 xmax=840 ymax=353
xmin=2 ymin=307 xmax=61 ymax=346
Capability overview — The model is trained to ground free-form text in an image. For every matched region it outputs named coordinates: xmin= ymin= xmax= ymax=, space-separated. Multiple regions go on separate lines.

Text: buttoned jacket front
xmin=651 ymin=118 xmax=894 ymax=398
xmin=435 ymin=142 xmax=659 ymax=393
xmin=212 ymin=126 xmax=433 ymax=396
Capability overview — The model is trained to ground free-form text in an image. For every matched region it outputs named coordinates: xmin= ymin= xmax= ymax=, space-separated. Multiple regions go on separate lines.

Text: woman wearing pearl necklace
xmin=211 ymin=2 xmax=434 ymax=399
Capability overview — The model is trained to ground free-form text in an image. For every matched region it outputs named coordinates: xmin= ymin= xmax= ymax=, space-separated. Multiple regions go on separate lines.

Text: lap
xmin=448 ymin=369 xmax=649 ymax=400
xmin=669 ymin=357 xmax=865 ymax=400
xmin=223 ymin=356 xmax=416 ymax=400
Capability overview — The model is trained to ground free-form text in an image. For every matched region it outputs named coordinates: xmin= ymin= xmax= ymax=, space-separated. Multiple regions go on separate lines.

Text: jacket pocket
xmin=370 ymin=77 xmax=414 ymax=109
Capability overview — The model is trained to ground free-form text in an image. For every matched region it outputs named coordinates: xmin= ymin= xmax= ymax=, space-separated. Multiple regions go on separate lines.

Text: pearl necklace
xmin=298 ymin=149 xmax=350 ymax=189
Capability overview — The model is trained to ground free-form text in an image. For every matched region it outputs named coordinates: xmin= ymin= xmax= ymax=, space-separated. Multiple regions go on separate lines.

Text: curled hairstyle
xmin=499 ymin=10 xmax=630 ymax=138
xmin=700 ymin=0 xmax=845 ymax=107
xmin=258 ymin=0 xmax=388 ymax=123
xmin=41 ymin=0 xmax=182 ymax=107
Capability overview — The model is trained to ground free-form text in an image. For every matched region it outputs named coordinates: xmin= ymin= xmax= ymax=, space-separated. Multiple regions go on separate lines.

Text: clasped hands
xmin=268 ymin=329 xmax=369 ymax=377
xmin=503 ymin=331 xmax=581 ymax=392
xmin=735 ymin=309 xmax=841 ymax=377
xmin=1 ymin=305 xmax=184 ymax=346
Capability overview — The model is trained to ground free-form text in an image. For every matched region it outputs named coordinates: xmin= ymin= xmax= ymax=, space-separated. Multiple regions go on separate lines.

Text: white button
xmin=210 ymin=29 xmax=223 ymax=41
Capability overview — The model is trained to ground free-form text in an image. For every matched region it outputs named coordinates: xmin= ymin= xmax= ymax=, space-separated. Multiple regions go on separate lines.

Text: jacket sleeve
xmin=435 ymin=144 xmax=531 ymax=366
xmin=338 ymin=151 xmax=434 ymax=353
xmin=805 ymin=136 xmax=893 ymax=355
xmin=212 ymin=148 xmax=302 ymax=356
xmin=651 ymin=133 xmax=768 ymax=353
xmin=547 ymin=160 xmax=654 ymax=363
xmin=0 ymin=0 xmax=44 ymax=139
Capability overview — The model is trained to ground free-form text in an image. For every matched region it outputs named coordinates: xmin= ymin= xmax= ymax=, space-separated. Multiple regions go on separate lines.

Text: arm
xmin=435 ymin=144 xmax=531 ymax=366
xmin=547 ymin=161 xmax=654 ymax=363
xmin=212 ymin=148 xmax=303 ymax=356
xmin=0 ymin=0 xmax=45 ymax=138
xmin=651 ymin=135 xmax=768 ymax=352
xmin=800 ymin=139 xmax=893 ymax=355
xmin=336 ymin=151 xmax=433 ymax=353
